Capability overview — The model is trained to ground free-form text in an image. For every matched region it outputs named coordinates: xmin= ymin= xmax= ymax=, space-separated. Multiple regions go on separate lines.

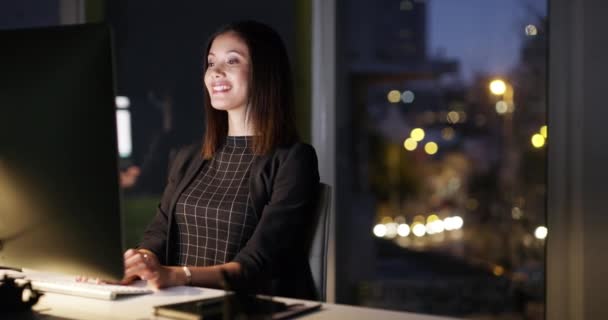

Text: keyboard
xmin=26 ymin=274 xmax=153 ymax=300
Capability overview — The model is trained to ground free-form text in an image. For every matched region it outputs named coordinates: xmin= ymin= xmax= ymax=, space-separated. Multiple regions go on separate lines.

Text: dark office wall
xmin=0 ymin=1 xmax=59 ymax=29
xmin=548 ymin=0 xmax=608 ymax=319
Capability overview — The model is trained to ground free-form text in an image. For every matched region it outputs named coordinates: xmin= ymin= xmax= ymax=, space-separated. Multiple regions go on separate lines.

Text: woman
xmin=121 ymin=21 xmax=320 ymax=300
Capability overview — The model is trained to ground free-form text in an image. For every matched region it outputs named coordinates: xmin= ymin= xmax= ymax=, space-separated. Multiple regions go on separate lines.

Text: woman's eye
xmin=207 ymin=62 xmax=215 ymax=67
xmin=227 ymin=58 xmax=238 ymax=65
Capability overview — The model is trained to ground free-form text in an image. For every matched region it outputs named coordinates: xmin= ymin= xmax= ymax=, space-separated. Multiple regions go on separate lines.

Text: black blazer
xmin=140 ymin=142 xmax=320 ymax=300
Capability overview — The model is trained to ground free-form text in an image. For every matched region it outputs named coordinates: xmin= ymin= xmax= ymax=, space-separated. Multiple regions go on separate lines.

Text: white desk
xmin=33 ymin=286 xmax=460 ymax=320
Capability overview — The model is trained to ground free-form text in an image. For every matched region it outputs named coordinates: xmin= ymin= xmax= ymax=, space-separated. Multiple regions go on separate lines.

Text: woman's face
xmin=204 ymin=32 xmax=251 ymax=113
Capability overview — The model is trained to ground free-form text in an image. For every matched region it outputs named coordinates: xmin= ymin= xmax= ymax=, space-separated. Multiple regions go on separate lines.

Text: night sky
xmin=428 ymin=0 xmax=547 ymax=81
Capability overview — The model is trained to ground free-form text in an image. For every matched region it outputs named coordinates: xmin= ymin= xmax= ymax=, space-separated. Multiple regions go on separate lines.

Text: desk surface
xmin=33 ymin=285 xmax=459 ymax=320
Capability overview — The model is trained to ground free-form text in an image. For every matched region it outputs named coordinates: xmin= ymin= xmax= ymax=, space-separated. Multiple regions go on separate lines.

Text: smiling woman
xmin=114 ymin=21 xmax=321 ymax=300
xmin=202 ymin=21 xmax=299 ymax=159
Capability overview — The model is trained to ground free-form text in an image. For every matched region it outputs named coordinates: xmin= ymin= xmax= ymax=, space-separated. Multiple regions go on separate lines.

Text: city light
xmin=489 ymin=79 xmax=507 ymax=95
xmin=373 ymin=224 xmax=387 ymax=237
xmin=386 ymin=222 xmax=398 ymax=238
xmin=441 ymin=127 xmax=455 ymax=140
xmin=426 ymin=219 xmax=445 ymax=235
xmin=444 ymin=216 xmax=464 ymax=230
xmin=525 ymin=24 xmax=538 ymax=36
xmin=535 ymin=226 xmax=548 ymax=240
xmin=495 ymin=101 xmax=508 ymax=114
xmin=447 ymin=111 xmax=460 ymax=123
xmin=424 ymin=142 xmax=438 ymax=155
xmin=540 ymin=125 xmax=548 ymax=138
xmin=401 ymin=90 xmax=415 ymax=103
xmin=410 ymin=128 xmax=425 ymax=141
xmin=493 ymin=265 xmax=505 ymax=276
xmin=452 ymin=216 xmax=464 ymax=229
xmin=512 ymin=207 xmax=523 ymax=220
xmin=531 ymin=133 xmax=546 ymax=148
xmin=412 ymin=223 xmax=426 ymax=237
xmin=397 ymin=224 xmax=410 ymax=237
xmin=403 ymin=138 xmax=417 ymax=151
xmin=387 ymin=90 xmax=401 ymax=103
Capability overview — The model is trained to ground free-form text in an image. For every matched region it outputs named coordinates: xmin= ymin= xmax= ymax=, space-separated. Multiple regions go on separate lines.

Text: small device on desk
xmin=0 ymin=23 xmax=146 ymax=300
xmin=154 ymin=269 xmax=321 ymax=320
xmin=154 ymin=293 xmax=322 ymax=320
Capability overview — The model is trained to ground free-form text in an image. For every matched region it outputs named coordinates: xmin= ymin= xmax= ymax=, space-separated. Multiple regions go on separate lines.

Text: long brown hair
xmin=201 ymin=20 xmax=299 ymax=159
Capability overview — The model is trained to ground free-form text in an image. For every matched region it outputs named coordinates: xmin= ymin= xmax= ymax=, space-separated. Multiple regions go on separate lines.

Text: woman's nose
xmin=211 ymin=64 xmax=225 ymax=77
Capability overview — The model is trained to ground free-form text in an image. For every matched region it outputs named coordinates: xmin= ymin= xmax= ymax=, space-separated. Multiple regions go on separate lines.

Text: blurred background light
xmin=531 ymin=133 xmax=546 ymax=148
xmin=447 ymin=111 xmax=460 ymax=123
xmin=385 ymin=222 xmax=398 ymax=238
xmin=401 ymin=90 xmax=415 ymax=103
xmin=489 ymin=79 xmax=507 ymax=95
xmin=493 ymin=265 xmax=505 ymax=276
xmin=387 ymin=90 xmax=401 ymax=103
xmin=540 ymin=125 xmax=548 ymax=138
xmin=116 ymin=110 xmax=132 ymax=158
xmin=525 ymin=24 xmax=538 ymax=36
xmin=115 ymin=96 xmax=130 ymax=109
xmin=373 ymin=224 xmax=387 ymax=237
xmin=404 ymin=138 xmax=418 ymax=151
xmin=441 ymin=127 xmax=455 ymax=140
xmin=495 ymin=101 xmax=508 ymax=114
xmin=410 ymin=128 xmax=425 ymax=141
xmin=534 ymin=226 xmax=548 ymax=240
xmin=412 ymin=223 xmax=426 ymax=237
xmin=397 ymin=223 xmax=410 ymax=237
xmin=424 ymin=142 xmax=438 ymax=155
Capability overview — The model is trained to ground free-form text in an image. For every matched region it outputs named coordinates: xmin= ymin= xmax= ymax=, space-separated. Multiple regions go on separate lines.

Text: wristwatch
xmin=182 ymin=266 xmax=192 ymax=285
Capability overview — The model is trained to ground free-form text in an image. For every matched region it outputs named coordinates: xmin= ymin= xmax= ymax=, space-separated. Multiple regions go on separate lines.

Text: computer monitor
xmin=0 ymin=23 xmax=124 ymax=281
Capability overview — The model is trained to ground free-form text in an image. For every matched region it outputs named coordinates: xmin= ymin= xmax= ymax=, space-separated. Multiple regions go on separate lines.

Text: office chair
xmin=308 ymin=182 xmax=332 ymax=302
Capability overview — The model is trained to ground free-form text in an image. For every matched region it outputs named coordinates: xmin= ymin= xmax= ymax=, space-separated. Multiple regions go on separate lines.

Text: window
xmin=336 ymin=1 xmax=548 ymax=319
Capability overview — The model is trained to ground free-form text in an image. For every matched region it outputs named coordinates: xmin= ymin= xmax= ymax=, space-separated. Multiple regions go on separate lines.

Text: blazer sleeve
xmin=138 ymin=144 xmax=198 ymax=264
xmin=232 ymin=143 xmax=320 ymax=287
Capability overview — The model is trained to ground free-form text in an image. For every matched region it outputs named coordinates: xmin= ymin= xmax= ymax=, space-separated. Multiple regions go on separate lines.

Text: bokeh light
xmin=489 ymin=79 xmax=507 ymax=95
xmin=535 ymin=226 xmax=548 ymax=240
xmin=403 ymin=138 xmax=417 ymax=151
xmin=540 ymin=125 xmax=548 ymax=138
xmin=373 ymin=224 xmax=387 ymax=237
xmin=410 ymin=128 xmax=425 ymax=141
xmin=424 ymin=142 xmax=438 ymax=155
xmin=495 ymin=101 xmax=508 ymax=114
xmin=401 ymin=90 xmax=415 ymax=103
xmin=387 ymin=90 xmax=401 ymax=103
xmin=531 ymin=133 xmax=546 ymax=148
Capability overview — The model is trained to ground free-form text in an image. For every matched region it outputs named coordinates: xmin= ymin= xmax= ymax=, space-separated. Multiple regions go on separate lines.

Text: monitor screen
xmin=0 ymin=23 xmax=124 ymax=281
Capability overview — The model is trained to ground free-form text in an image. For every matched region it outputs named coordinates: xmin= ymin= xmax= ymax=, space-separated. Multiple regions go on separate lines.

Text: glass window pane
xmin=336 ymin=1 xmax=547 ymax=319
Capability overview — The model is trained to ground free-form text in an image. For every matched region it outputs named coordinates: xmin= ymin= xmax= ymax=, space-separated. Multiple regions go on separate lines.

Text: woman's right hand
xmin=122 ymin=248 xmax=164 ymax=287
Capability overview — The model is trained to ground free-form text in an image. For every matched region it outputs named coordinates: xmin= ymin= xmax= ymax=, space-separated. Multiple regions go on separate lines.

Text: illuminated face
xmin=204 ymin=32 xmax=251 ymax=112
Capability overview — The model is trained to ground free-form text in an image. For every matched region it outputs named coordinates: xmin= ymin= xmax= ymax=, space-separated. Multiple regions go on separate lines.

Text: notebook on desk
xmin=154 ymin=293 xmax=322 ymax=320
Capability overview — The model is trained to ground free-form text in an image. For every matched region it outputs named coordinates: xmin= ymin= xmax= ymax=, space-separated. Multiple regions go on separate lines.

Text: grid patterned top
xmin=174 ymin=136 xmax=258 ymax=267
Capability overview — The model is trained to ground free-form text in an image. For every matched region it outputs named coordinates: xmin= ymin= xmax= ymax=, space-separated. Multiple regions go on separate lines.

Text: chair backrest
xmin=308 ymin=182 xmax=332 ymax=301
